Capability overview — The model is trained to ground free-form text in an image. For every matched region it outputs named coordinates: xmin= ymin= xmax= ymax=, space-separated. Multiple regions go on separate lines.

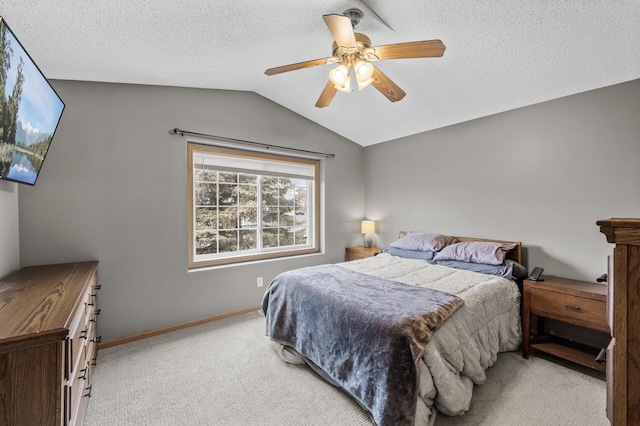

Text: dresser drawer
xmin=83 ymin=273 xmax=98 ymax=323
xmin=69 ymin=360 xmax=92 ymax=426
xmin=68 ymin=316 xmax=89 ymax=379
xmin=69 ymin=286 xmax=96 ymax=373
xmin=606 ymin=338 xmax=615 ymax=424
xmin=530 ymin=287 xmax=607 ymax=332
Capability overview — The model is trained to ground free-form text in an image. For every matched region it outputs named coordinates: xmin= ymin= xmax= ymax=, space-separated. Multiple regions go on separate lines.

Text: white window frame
xmin=188 ymin=144 xmax=320 ymax=268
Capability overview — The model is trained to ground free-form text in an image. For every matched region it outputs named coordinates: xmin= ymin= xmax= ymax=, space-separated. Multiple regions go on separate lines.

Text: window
xmin=188 ymin=144 xmax=319 ymax=268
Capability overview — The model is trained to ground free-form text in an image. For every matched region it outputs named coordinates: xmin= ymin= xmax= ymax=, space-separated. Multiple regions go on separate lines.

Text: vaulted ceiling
xmin=2 ymin=1 xmax=639 ymax=146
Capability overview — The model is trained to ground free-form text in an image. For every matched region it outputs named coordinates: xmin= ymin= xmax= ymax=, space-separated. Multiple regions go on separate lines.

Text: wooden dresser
xmin=0 ymin=261 xmax=100 ymax=426
xmin=598 ymin=218 xmax=640 ymax=426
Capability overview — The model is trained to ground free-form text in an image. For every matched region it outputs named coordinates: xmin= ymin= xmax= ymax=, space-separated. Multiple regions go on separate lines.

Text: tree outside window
xmin=188 ymin=145 xmax=319 ymax=268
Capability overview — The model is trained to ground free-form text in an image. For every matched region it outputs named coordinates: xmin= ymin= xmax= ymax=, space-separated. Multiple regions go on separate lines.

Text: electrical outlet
xmin=257 ymin=276 xmax=263 ymax=287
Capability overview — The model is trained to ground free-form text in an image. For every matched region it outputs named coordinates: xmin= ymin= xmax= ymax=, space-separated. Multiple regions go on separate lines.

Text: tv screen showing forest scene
xmin=0 ymin=17 xmax=64 ymax=185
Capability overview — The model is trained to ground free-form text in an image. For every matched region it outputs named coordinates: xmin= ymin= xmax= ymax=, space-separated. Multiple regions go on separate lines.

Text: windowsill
xmin=187 ymin=250 xmax=325 ymax=272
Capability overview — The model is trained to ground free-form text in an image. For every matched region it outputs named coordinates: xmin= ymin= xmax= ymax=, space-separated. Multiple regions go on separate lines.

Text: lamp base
xmin=363 ymin=234 xmax=372 ymax=248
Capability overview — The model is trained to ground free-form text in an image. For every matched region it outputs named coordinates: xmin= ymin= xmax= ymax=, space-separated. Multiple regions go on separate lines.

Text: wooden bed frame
xmin=398 ymin=231 xmax=523 ymax=265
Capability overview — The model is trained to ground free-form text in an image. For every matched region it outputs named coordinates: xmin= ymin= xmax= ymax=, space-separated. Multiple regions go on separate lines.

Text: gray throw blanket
xmin=261 ymin=264 xmax=464 ymax=426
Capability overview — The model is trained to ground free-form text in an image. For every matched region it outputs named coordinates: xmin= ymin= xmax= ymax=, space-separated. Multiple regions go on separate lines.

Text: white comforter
xmin=337 ymin=253 xmax=522 ymax=425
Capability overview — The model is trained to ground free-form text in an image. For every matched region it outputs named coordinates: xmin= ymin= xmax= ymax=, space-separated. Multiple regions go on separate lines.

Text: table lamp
xmin=361 ymin=220 xmax=376 ymax=248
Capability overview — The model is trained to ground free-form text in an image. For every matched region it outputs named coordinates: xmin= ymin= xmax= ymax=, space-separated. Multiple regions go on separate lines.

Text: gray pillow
xmin=433 ymin=259 xmax=513 ymax=279
xmin=432 ymin=241 xmax=517 ymax=265
xmin=382 ymin=246 xmax=434 ymax=261
xmin=389 ymin=233 xmax=456 ymax=252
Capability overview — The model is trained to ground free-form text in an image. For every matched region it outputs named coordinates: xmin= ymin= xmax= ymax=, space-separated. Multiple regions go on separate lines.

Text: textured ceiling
xmin=1 ymin=1 xmax=639 ymax=146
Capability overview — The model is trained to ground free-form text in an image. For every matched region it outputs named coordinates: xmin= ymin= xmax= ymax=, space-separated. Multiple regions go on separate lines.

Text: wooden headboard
xmin=398 ymin=231 xmax=523 ymax=265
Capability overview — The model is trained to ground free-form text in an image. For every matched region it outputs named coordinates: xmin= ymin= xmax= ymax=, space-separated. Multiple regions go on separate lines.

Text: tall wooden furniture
xmin=0 ymin=261 xmax=100 ymax=426
xmin=598 ymin=218 xmax=640 ymax=426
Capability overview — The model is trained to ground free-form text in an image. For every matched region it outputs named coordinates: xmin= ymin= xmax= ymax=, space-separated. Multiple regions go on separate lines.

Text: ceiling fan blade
xmin=315 ymin=80 xmax=338 ymax=108
xmin=371 ymin=66 xmax=406 ymax=102
xmin=323 ymin=14 xmax=357 ymax=48
xmin=373 ymin=40 xmax=445 ymax=60
xmin=265 ymin=57 xmax=333 ymax=76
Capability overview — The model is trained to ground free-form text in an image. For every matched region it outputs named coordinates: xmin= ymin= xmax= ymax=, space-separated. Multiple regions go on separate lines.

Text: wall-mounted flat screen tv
xmin=0 ymin=16 xmax=64 ymax=185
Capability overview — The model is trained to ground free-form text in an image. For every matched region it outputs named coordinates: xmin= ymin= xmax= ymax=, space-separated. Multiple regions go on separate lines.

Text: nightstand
xmin=345 ymin=246 xmax=381 ymax=262
xmin=522 ymin=276 xmax=608 ymax=372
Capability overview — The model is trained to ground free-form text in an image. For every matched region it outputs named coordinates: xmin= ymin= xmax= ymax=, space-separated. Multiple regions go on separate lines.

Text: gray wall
xmin=0 ymin=181 xmax=19 ymax=278
xmin=18 ymin=81 xmax=364 ymax=341
xmin=364 ymin=79 xmax=640 ymax=282
xmin=12 ymin=78 xmax=639 ymax=342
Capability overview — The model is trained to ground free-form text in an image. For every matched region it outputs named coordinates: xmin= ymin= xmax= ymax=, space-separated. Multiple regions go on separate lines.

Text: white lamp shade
xmin=329 ymin=65 xmax=351 ymax=92
xmin=355 ymin=60 xmax=374 ymax=90
xmin=360 ymin=220 xmax=375 ymax=234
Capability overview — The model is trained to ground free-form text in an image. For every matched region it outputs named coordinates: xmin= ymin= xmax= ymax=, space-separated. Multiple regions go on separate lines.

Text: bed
xmin=261 ymin=233 xmax=524 ymax=426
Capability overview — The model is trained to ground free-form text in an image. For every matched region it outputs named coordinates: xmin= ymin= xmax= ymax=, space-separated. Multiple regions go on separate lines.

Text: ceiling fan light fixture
xmin=354 ymin=60 xmax=374 ymax=90
xmin=335 ymin=76 xmax=352 ymax=92
xmin=355 ymin=60 xmax=374 ymax=79
xmin=329 ymin=64 xmax=351 ymax=92
xmin=264 ymin=11 xmax=446 ymax=108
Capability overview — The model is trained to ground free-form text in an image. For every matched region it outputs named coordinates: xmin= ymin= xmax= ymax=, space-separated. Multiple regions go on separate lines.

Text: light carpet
xmin=84 ymin=311 xmax=607 ymax=426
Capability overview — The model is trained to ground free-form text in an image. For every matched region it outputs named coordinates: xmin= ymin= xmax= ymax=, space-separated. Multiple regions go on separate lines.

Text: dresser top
xmin=598 ymin=218 xmax=640 ymax=244
xmin=597 ymin=218 xmax=640 ymax=228
xmin=0 ymin=261 xmax=98 ymax=344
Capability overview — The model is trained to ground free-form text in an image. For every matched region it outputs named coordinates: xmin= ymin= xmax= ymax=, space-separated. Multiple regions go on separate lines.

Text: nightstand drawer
xmin=345 ymin=246 xmax=380 ymax=262
xmin=530 ymin=288 xmax=607 ymax=332
xmin=346 ymin=251 xmax=373 ymax=261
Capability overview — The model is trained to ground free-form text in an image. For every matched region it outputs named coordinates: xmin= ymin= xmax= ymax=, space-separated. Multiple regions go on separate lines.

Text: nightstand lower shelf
xmin=529 ymin=334 xmax=605 ymax=372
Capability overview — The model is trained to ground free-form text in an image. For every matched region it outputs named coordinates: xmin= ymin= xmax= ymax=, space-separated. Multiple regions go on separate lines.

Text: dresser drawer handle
xmin=79 ymin=366 xmax=89 ymax=380
xmin=79 ymin=328 xmax=89 ymax=339
xmin=562 ymin=303 xmax=582 ymax=311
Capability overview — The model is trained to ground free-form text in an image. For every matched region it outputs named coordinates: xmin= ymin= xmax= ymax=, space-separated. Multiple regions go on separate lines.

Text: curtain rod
xmin=171 ymin=128 xmax=336 ymax=159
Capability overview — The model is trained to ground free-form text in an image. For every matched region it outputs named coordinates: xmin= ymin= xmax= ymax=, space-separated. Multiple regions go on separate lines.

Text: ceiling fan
xmin=264 ymin=8 xmax=446 ymax=108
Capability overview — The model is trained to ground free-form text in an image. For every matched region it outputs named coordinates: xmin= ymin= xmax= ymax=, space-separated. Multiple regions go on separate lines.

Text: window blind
xmin=192 ymin=151 xmax=316 ymax=180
